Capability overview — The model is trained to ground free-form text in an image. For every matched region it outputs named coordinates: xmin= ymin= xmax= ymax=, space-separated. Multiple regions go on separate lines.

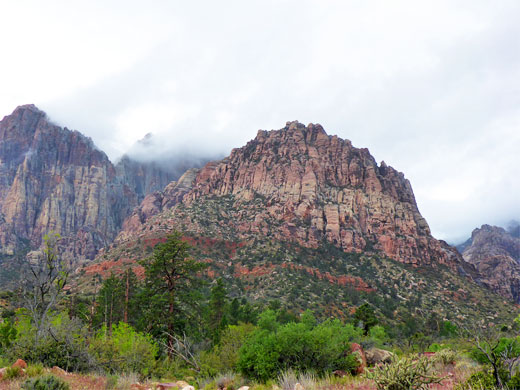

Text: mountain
xmin=459 ymin=223 xmax=520 ymax=302
xmin=81 ymin=121 xmax=514 ymax=325
xmin=0 ymin=105 xmax=178 ymax=281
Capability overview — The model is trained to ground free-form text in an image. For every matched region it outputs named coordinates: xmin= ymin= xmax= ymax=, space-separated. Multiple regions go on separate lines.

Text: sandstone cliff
xmin=0 ymin=105 xmax=175 ymax=265
xmin=115 ymin=121 xmax=461 ymax=268
xmin=460 ymin=223 xmax=520 ymax=302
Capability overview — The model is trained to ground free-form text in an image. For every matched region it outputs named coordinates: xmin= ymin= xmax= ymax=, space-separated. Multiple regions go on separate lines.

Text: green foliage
xmin=0 ymin=320 xmax=17 ymax=349
xmin=364 ymin=354 xmax=445 ymax=390
xmin=8 ymin=311 xmax=93 ymax=372
xmin=508 ymin=374 xmax=520 ymax=390
xmin=4 ymin=365 xmax=23 ymax=380
xmin=139 ymin=232 xmax=207 ymax=345
xmin=440 ymin=321 xmax=458 ymax=338
xmin=208 ymin=278 xmax=229 ymax=344
xmin=89 ymin=322 xmax=158 ymax=377
xmin=454 ymin=370 xmax=495 ymax=390
xmin=238 ymin=311 xmax=362 ymax=381
xmin=352 ymin=303 xmax=378 ymax=334
xmin=200 ymin=323 xmax=256 ymax=376
xmin=433 ymin=349 xmax=457 ymax=366
xmin=21 ymin=375 xmax=70 ymax=390
xmin=26 ymin=363 xmax=45 ymax=377
xmin=369 ymin=325 xmax=387 ymax=345
xmin=105 ymin=374 xmax=119 ymax=389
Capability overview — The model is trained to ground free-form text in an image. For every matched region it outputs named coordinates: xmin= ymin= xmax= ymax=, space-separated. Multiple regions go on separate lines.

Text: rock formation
xmin=0 ymin=105 xmax=176 ymax=265
xmin=118 ymin=120 xmax=460 ymax=268
xmin=460 ymin=223 xmax=520 ymax=302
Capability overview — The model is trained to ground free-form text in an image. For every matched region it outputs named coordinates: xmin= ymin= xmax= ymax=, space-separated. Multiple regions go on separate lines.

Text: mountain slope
xmin=82 ymin=121 xmax=514 ymax=326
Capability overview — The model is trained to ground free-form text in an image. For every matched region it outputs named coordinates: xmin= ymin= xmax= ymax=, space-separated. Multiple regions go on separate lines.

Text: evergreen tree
xmin=352 ymin=303 xmax=378 ymax=334
xmin=208 ymin=278 xmax=228 ymax=343
xmin=139 ymin=232 xmax=207 ymax=354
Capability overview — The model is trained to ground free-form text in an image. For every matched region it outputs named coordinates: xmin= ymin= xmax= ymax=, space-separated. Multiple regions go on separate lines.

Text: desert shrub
xmin=364 ymin=354 xmax=445 ymax=390
xmin=89 ymin=322 xmax=158 ymax=377
xmin=0 ymin=320 xmax=17 ymax=349
xmin=238 ymin=311 xmax=362 ymax=381
xmin=278 ymin=370 xmax=317 ymax=390
xmin=454 ymin=370 xmax=495 ymax=390
xmin=26 ymin=363 xmax=44 ymax=377
xmin=105 ymin=374 xmax=119 ymax=389
xmin=200 ymin=323 xmax=256 ymax=376
xmin=434 ymin=349 xmax=457 ymax=366
xmin=214 ymin=371 xmax=245 ymax=390
xmin=3 ymin=365 xmax=23 ymax=380
xmin=369 ymin=325 xmax=387 ymax=345
xmin=8 ymin=311 xmax=93 ymax=372
xmin=508 ymin=374 xmax=520 ymax=390
xmin=21 ymin=375 xmax=70 ymax=390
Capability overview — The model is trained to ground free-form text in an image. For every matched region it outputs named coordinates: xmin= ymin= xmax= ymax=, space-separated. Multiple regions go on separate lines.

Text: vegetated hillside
xmin=77 ymin=121 xmax=516 ymax=326
xmin=0 ymin=105 xmax=180 ymax=284
xmin=458 ymin=222 xmax=520 ymax=303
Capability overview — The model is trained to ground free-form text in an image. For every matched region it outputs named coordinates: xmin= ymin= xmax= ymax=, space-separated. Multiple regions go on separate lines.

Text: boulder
xmin=237 ymin=386 xmax=250 ymax=390
xmin=12 ymin=359 xmax=27 ymax=370
xmin=156 ymin=382 xmax=194 ymax=390
xmin=365 ymin=348 xmax=394 ymax=365
xmin=350 ymin=342 xmax=367 ymax=374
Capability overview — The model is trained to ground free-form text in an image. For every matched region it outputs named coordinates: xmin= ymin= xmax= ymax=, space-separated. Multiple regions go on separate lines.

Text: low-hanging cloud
xmin=1 ymin=0 xmax=519 ymax=243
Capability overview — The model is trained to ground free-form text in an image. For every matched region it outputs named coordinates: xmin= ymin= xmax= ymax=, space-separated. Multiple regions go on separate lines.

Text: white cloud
xmin=0 ymin=0 xmax=518 ymax=242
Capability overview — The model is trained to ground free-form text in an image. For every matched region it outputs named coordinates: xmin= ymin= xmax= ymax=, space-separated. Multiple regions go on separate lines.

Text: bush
xmin=21 ymin=375 xmax=70 ymax=390
xmin=89 ymin=322 xmax=158 ymax=377
xmin=26 ymin=363 xmax=44 ymax=377
xmin=8 ymin=311 xmax=94 ymax=372
xmin=454 ymin=370 xmax=495 ymax=390
xmin=434 ymin=349 xmax=457 ymax=366
xmin=238 ymin=311 xmax=362 ymax=381
xmin=364 ymin=354 xmax=445 ymax=390
xmin=200 ymin=323 xmax=255 ymax=376
xmin=508 ymin=374 xmax=520 ymax=390
xmin=3 ymin=365 xmax=23 ymax=380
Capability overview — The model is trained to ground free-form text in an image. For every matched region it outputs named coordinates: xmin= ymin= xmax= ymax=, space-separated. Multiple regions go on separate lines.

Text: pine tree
xmin=139 ymin=232 xmax=206 ymax=354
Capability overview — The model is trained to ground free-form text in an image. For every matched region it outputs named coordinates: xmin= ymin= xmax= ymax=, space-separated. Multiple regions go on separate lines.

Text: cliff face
xmin=116 ymin=121 xmax=460 ymax=267
xmin=0 ymin=105 xmax=175 ymax=264
xmin=461 ymin=224 xmax=520 ymax=302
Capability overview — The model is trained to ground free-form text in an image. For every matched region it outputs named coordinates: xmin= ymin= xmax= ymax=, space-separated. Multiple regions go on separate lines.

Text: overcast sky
xmin=0 ymin=0 xmax=519 ymax=243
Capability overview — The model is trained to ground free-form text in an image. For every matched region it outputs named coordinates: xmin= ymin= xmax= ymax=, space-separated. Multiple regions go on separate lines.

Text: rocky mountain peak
xmin=118 ymin=121 xmax=459 ymax=268
xmin=461 ymin=223 xmax=520 ymax=302
xmin=0 ymin=105 xmax=181 ymax=272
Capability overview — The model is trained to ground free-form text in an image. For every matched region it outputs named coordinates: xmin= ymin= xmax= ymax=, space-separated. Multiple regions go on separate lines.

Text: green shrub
xmin=364 ymin=354 xmax=445 ymax=390
xmin=105 ymin=374 xmax=119 ymax=389
xmin=454 ymin=370 xmax=495 ymax=390
xmin=238 ymin=311 xmax=362 ymax=381
xmin=3 ymin=365 xmax=23 ymax=380
xmin=200 ymin=323 xmax=255 ymax=376
xmin=508 ymin=374 xmax=520 ymax=390
xmin=8 ymin=311 xmax=93 ymax=372
xmin=26 ymin=363 xmax=44 ymax=377
xmin=21 ymin=375 xmax=70 ymax=390
xmin=89 ymin=322 xmax=158 ymax=377
xmin=434 ymin=349 xmax=457 ymax=366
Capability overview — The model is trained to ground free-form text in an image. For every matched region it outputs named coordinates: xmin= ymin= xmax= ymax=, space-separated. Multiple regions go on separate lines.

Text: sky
xmin=0 ymin=0 xmax=519 ymax=243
